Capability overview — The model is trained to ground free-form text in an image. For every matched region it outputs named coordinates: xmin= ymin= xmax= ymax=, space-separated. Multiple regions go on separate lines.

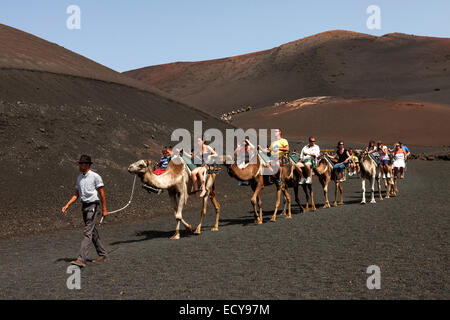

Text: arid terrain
xmin=124 ymin=31 xmax=450 ymax=115
xmin=0 ymin=23 xmax=449 ymax=300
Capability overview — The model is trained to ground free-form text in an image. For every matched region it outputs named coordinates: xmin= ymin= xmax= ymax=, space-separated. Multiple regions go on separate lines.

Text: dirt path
xmin=0 ymin=161 xmax=449 ymax=299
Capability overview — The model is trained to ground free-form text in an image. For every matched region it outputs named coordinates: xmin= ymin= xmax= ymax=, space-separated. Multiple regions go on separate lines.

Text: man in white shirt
xmin=62 ymin=155 xmax=108 ymax=268
xmin=294 ymin=137 xmax=320 ymax=185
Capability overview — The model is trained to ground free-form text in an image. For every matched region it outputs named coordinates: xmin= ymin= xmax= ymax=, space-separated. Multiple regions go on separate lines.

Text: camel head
xmin=221 ymin=154 xmax=234 ymax=166
xmin=128 ymin=159 xmax=151 ymax=175
xmin=357 ymin=150 xmax=370 ymax=162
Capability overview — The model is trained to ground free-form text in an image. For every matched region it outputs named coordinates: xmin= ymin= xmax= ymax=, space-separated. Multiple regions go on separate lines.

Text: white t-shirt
xmin=300 ymin=144 xmax=320 ymax=161
xmin=75 ymin=170 xmax=104 ymax=203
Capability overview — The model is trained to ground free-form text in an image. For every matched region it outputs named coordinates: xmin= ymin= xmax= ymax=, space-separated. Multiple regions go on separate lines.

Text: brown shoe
xmin=70 ymin=259 xmax=86 ymax=268
xmin=92 ymin=256 xmax=107 ymax=263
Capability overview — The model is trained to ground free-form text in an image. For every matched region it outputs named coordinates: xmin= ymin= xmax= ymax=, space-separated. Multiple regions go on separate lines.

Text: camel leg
xmin=176 ymin=191 xmax=193 ymax=237
xmin=169 ymin=191 xmax=181 ymax=240
xmin=293 ymin=184 xmax=303 ymax=213
xmin=280 ymin=193 xmax=287 ymax=216
xmin=383 ymin=175 xmax=390 ymax=199
xmin=302 ymin=185 xmax=309 ymax=212
xmin=370 ymin=175 xmax=376 ymax=203
xmin=309 ymin=185 xmax=316 ymax=211
xmin=361 ymin=178 xmax=366 ymax=204
xmin=210 ymin=191 xmax=221 ymax=232
xmin=333 ymin=182 xmax=339 ymax=207
xmin=194 ymin=192 xmax=209 ymax=234
xmin=190 ymin=172 xmax=199 ymax=194
xmin=338 ymin=183 xmax=344 ymax=205
xmin=257 ymin=192 xmax=263 ymax=224
xmin=194 ymin=175 xmax=215 ymax=234
xmin=271 ymin=185 xmax=282 ymax=222
xmin=283 ymin=187 xmax=292 ymax=219
xmin=251 ymin=182 xmax=263 ymax=224
xmin=377 ymin=173 xmax=383 ymax=200
xmin=320 ymin=177 xmax=331 ymax=209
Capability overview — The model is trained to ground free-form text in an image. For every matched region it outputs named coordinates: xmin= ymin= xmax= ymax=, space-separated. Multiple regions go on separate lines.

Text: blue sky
xmin=1 ymin=0 xmax=449 ymax=72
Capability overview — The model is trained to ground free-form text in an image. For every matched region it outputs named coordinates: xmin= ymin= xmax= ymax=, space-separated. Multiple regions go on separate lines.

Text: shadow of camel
xmin=54 ymin=257 xmax=76 ymax=263
xmin=110 ymin=229 xmax=195 ymax=246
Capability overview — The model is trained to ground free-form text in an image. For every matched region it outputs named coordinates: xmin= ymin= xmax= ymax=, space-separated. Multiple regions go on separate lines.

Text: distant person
xmin=234 ymin=138 xmax=256 ymax=185
xmin=326 ymin=141 xmax=351 ymax=182
xmin=365 ymin=140 xmax=379 ymax=163
xmin=61 ymin=155 xmax=108 ymax=268
xmin=377 ymin=141 xmax=391 ymax=179
xmin=294 ymin=136 xmax=320 ymax=185
xmin=182 ymin=138 xmax=217 ymax=197
xmin=399 ymin=142 xmax=411 ymax=157
xmin=398 ymin=142 xmax=410 ymax=178
xmin=153 ymin=146 xmax=172 ymax=175
xmin=258 ymin=129 xmax=289 ymax=184
xmin=348 ymin=148 xmax=360 ymax=177
xmin=392 ymin=143 xmax=408 ymax=179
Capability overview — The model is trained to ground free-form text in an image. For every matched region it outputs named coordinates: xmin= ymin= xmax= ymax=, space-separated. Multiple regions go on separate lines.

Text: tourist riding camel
xmin=181 ymin=138 xmax=217 ymax=197
xmin=391 ymin=143 xmax=408 ymax=194
xmin=294 ymin=137 xmax=320 ymax=185
xmin=290 ymin=137 xmax=320 ymax=212
xmin=326 ymin=141 xmax=351 ymax=182
xmin=257 ymin=128 xmax=289 ymax=184
xmin=376 ymin=141 xmax=395 ymax=196
xmin=234 ymin=138 xmax=256 ymax=186
xmin=128 ymin=156 xmax=220 ymax=239
xmin=347 ymin=148 xmax=360 ymax=177
xmin=392 ymin=141 xmax=410 ymax=179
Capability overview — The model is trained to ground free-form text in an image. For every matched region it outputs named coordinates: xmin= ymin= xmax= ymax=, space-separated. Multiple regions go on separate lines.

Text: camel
xmin=272 ymin=159 xmax=303 ymax=221
xmin=222 ymin=153 xmax=296 ymax=224
xmin=313 ymin=156 xmax=343 ymax=207
xmin=356 ymin=150 xmax=380 ymax=204
xmin=127 ymin=158 xmax=220 ymax=239
xmin=378 ymin=162 xmax=396 ymax=199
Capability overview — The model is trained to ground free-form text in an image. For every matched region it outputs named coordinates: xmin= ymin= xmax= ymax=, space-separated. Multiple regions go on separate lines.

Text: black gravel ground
xmin=0 ymin=160 xmax=449 ymax=299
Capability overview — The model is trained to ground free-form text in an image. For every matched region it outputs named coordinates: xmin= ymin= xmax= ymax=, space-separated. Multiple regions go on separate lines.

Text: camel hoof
xmin=338 ymin=202 xmax=344 ymax=206
xmin=323 ymin=204 xmax=331 ymax=209
xmin=270 ymin=217 xmax=276 ymax=222
xmin=370 ymin=200 xmax=376 ymax=204
xmin=211 ymin=227 xmax=219 ymax=232
xmin=285 ymin=215 xmax=292 ymax=219
xmin=360 ymin=201 xmax=366 ymax=205
xmin=194 ymin=227 xmax=201 ymax=235
xmin=312 ymin=207 xmax=317 ymax=211
xmin=280 ymin=212 xmax=287 ymax=216
xmin=333 ymin=202 xmax=338 ymax=207
xmin=170 ymin=233 xmax=180 ymax=240
xmin=186 ymin=224 xmax=194 ymax=233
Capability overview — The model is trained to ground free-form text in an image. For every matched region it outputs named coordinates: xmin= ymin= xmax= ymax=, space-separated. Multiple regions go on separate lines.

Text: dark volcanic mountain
xmin=0 ymin=24 xmax=230 ymax=237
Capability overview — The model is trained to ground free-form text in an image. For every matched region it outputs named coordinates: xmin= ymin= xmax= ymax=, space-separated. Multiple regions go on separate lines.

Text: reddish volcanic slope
xmin=124 ymin=30 xmax=450 ymax=115
xmin=231 ymin=97 xmax=450 ymax=147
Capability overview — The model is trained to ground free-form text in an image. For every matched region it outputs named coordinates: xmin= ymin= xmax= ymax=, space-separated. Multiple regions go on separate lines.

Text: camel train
xmin=127 ymin=136 xmax=404 ymax=239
